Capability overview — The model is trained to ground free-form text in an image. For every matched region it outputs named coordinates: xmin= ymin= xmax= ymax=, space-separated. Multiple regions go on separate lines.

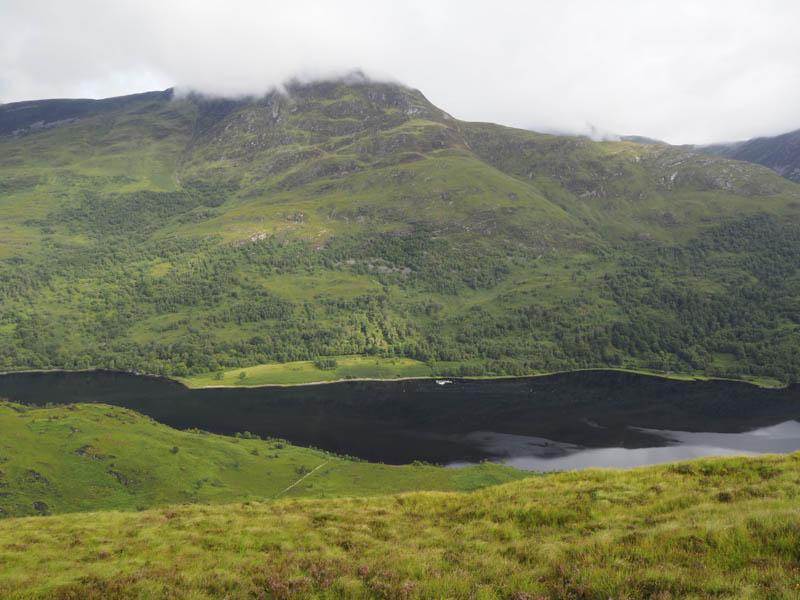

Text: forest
xmin=2 ymin=192 xmax=798 ymax=385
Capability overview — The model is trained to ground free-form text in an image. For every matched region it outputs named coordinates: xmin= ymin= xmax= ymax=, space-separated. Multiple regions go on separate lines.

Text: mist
xmin=2 ymin=0 xmax=799 ymax=144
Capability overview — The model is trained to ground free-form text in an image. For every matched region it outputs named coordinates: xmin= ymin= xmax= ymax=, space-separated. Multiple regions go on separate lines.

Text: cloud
xmin=1 ymin=0 xmax=799 ymax=144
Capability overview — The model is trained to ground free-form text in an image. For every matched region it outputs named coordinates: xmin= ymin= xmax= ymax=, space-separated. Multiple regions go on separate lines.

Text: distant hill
xmin=697 ymin=128 xmax=800 ymax=183
xmin=1 ymin=78 xmax=799 ymax=383
xmin=0 ymin=90 xmax=174 ymax=138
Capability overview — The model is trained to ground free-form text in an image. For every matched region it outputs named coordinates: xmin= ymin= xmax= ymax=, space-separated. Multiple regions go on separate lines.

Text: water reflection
xmin=446 ymin=421 xmax=800 ymax=471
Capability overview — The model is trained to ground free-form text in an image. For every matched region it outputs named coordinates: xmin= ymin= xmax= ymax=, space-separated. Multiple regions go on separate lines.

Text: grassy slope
xmin=184 ymin=355 xmax=432 ymax=387
xmin=1 ymin=452 xmax=799 ymax=599
xmin=1 ymin=81 xmax=800 ymax=383
xmin=0 ymin=402 xmax=530 ymax=519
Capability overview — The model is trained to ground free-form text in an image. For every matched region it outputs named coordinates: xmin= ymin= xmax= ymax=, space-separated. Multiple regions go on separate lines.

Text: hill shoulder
xmin=0 ymin=401 xmax=530 ymax=519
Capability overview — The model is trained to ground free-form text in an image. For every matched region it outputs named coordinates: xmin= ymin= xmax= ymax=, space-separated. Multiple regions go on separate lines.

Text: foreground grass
xmin=1 ymin=452 xmax=799 ymax=599
xmin=0 ymin=402 xmax=530 ymax=518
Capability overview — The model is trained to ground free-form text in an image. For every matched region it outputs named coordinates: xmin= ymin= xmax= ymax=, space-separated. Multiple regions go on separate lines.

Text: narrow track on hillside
xmin=270 ymin=461 xmax=329 ymax=500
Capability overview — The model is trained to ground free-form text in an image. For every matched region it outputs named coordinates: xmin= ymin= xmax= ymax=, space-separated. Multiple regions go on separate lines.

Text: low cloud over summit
xmin=2 ymin=0 xmax=800 ymax=144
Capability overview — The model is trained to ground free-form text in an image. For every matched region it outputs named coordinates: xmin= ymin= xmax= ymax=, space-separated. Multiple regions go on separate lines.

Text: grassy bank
xmin=0 ymin=402 xmax=531 ymax=519
xmin=1 ymin=452 xmax=799 ymax=598
xmin=182 ymin=355 xmax=433 ymax=387
xmin=180 ymin=359 xmax=785 ymax=388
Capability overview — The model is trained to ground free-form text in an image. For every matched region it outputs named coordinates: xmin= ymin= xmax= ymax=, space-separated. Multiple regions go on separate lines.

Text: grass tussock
xmin=1 ymin=452 xmax=799 ymax=599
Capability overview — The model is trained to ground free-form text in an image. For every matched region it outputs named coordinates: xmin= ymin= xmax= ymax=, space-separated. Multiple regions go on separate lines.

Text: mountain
xmin=1 ymin=78 xmax=799 ymax=383
xmin=697 ymin=128 xmax=800 ymax=184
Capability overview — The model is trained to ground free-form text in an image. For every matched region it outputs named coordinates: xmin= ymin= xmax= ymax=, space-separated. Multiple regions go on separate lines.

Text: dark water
xmin=0 ymin=370 xmax=798 ymax=470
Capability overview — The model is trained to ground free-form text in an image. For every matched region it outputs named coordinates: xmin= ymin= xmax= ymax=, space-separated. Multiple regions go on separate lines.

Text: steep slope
xmin=0 ymin=401 xmax=528 ymax=519
xmin=2 ymin=451 xmax=799 ymax=598
xmin=1 ymin=78 xmax=799 ymax=382
xmin=699 ymin=128 xmax=800 ymax=184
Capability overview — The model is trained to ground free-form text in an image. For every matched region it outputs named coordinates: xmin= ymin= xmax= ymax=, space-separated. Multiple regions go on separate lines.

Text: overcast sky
xmin=1 ymin=0 xmax=799 ymax=144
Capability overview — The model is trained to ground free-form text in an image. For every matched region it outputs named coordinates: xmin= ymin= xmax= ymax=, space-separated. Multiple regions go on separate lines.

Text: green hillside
xmin=0 ymin=401 xmax=530 ymax=519
xmin=1 ymin=78 xmax=800 ymax=382
xmin=1 ymin=450 xmax=798 ymax=598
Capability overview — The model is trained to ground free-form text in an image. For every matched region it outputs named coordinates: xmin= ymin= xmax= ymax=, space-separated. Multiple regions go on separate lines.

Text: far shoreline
xmin=0 ymin=365 xmax=787 ymax=391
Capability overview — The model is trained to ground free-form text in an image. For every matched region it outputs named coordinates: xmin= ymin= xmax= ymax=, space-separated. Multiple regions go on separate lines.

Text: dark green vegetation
xmin=0 ymin=450 xmax=798 ymax=598
xmin=2 ymin=78 xmax=800 ymax=383
xmin=0 ymin=401 xmax=529 ymax=519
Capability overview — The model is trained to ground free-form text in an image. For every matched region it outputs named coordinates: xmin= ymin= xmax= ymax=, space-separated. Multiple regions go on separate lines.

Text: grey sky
xmin=1 ymin=0 xmax=799 ymax=144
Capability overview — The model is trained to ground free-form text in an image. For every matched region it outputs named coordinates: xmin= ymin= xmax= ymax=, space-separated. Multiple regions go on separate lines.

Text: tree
xmin=313 ymin=358 xmax=338 ymax=370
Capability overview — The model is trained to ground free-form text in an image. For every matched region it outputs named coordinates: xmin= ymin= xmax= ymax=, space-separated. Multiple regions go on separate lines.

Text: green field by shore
xmin=180 ymin=359 xmax=784 ymax=388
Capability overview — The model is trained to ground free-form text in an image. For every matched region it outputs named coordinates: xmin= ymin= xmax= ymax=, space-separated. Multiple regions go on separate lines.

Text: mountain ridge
xmin=696 ymin=128 xmax=800 ymax=183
